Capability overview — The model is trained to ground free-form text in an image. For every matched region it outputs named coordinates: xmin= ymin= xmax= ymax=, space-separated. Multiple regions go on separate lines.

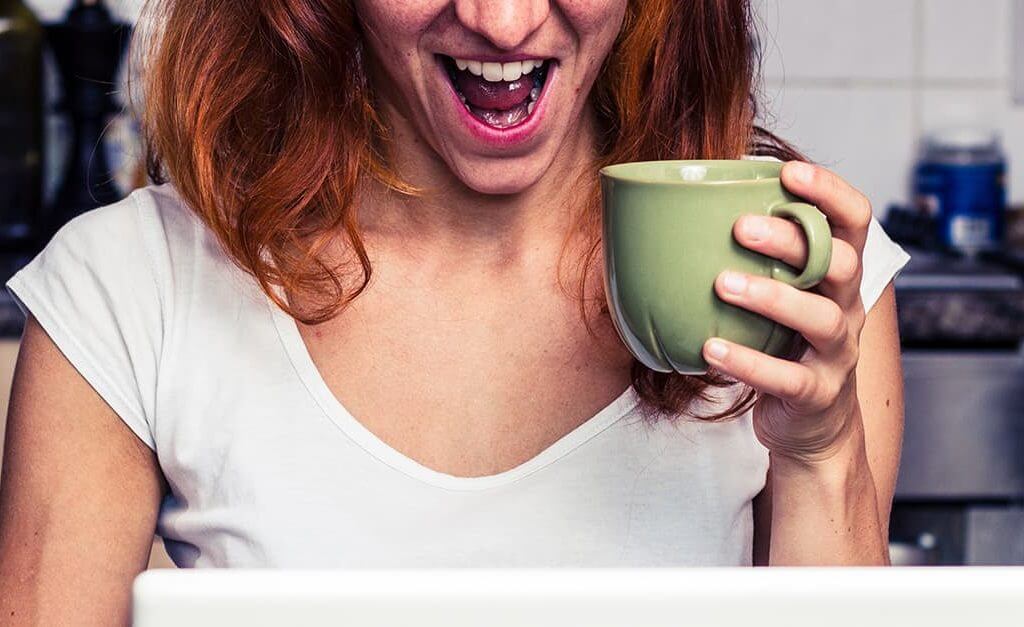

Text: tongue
xmin=455 ymin=72 xmax=533 ymax=110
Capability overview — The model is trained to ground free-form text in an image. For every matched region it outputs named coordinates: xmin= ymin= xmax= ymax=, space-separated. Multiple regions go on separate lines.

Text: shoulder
xmin=4 ymin=183 xmax=250 ymax=450
xmin=6 ymin=183 xmax=213 ymax=341
xmin=8 ymin=182 xmax=251 ymax=350
xmin=56 ymin=182 xmax=219 ymax=273
xmin=41 ymin=183 xmax=251 ymax=307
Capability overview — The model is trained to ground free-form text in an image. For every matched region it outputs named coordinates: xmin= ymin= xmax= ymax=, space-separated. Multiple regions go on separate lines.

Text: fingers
xmin=734 ymin=215 xmax=808 ymax=268
xmin=702 ymin=337 xmax=829 ymax=409
xmin=825 ymin=238 xmax=861 ymax=288
xmin=780 ymin=161 xmax=872 ymax=253
xmin=737 ymin=215 xmax=864 ymax=303
xmin=714 ymin=271 xmax=856 ymax=355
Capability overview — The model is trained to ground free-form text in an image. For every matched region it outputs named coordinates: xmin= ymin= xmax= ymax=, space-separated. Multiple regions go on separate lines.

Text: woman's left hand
xmin=702 ymin=161 xmax=872 ymax=466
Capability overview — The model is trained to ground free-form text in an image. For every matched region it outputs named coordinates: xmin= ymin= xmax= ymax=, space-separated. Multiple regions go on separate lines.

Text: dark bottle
xmin=0 ymin=0 xmax=44 ymax=252
xmin=45 ymin=0 xmax=130 ymax=241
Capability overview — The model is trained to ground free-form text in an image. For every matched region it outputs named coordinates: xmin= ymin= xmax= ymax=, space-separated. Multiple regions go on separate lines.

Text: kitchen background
xmin=0 ymin=0 xmax=1022 ymax=566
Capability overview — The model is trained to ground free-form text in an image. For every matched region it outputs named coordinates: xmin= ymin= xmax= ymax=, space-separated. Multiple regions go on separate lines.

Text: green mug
xmin=600 ymin=160 xmax=833 ymax=375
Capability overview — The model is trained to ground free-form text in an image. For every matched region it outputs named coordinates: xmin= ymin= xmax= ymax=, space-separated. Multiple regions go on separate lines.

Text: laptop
xmin=133 ymin=567 xmax=1024 ymax=626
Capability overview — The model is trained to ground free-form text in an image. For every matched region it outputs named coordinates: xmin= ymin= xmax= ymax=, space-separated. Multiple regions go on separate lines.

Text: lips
xmin=439 ymin=55 xmax=551 ymax=130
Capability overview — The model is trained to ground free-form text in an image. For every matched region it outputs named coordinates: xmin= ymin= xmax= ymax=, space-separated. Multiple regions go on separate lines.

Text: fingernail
xmin=743 ymin=216 xmax=770 ymax=242
xmin=706 ymin=340 xmax=729 ymax=361
xmin=790 ymin=161 xmax=814 ymax=184
xmin=722 ymin=271 xmax=747 ymax=294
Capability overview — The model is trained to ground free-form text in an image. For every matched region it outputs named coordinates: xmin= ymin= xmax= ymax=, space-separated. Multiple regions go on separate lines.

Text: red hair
xmin=134 ymin=0 xmax=802 ymax=420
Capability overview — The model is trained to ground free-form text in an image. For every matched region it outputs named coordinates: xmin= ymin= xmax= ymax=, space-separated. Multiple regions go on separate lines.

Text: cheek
xmin=557 ymin=0 xmax=628 ymax=75
xmin=353 ymin=0 xmax=442 ymax=30
xmin=353 ymin=0 xmax=444 ymax=59
xmin=557 ymin=0 xmax=628 ymax=37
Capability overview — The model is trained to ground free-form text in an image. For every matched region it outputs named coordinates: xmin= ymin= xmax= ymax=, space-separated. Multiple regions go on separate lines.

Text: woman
xmin=0 ymin=0 xmax=909 ymax=622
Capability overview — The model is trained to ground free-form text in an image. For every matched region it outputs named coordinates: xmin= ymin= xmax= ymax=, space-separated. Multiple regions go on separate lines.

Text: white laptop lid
xmin=133 ymin=567 xmax=1024 ymax=627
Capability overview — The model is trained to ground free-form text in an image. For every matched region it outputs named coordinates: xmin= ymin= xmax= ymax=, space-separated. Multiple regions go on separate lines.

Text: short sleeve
xmin=6 ymin=193 xmax=166 ymax=450
xmin=860 ymin=216 xmax=911 ymax=313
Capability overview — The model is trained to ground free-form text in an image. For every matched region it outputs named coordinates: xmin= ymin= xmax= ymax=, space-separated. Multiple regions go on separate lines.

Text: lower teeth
xmin=469 ymin=101 xmax=532 ymax=128
xmin=463 ymin=90 xmax=539 ymax=128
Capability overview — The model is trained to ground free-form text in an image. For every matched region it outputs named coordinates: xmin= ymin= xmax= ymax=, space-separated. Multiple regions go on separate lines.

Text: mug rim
xmin=599 ymin=159 xmax=783 ymax=186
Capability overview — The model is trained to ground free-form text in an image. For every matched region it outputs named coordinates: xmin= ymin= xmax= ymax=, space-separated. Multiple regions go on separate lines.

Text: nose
xmin=454 ymin=0 xmax=551 ymax=51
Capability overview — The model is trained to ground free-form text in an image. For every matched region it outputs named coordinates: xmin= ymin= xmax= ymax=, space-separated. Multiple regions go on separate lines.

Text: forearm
xmin=767 ymin=411 xmax=889 ymax=566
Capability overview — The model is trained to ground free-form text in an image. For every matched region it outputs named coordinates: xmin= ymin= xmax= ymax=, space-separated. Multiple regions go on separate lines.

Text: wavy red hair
xmin=133 ymin=0 xmax=802 ymax=420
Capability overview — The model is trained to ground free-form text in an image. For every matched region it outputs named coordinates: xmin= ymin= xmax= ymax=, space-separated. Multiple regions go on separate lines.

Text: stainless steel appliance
xmin=891 ymin=250 xmax=1024 ymax=565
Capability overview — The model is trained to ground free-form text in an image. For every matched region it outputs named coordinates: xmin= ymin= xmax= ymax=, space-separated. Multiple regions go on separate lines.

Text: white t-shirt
xmin=6 ymin=182 xmax=910 ymax=568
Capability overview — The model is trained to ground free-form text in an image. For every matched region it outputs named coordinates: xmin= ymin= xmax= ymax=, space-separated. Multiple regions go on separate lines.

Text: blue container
xmin=913 ymin=129 xmax=1006 ymax=254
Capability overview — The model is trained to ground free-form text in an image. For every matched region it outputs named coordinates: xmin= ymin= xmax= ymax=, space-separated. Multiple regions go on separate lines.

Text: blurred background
xmin=0 ymin=0 xmax=1022 ymax=567
xmin=755 ymin=0 xmax=1024 ymax=567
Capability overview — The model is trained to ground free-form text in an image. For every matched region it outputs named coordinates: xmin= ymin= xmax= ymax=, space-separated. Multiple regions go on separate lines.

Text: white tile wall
xmin=758 ymin=0 xmax=1024 ymax=210
xmin=922 ymin=0 xmax=1011 ymax=80
xmin=755 ymin=0 xmax=916 ymax=81
xmin=1016 ymin=0 xmax=1024 ymax=104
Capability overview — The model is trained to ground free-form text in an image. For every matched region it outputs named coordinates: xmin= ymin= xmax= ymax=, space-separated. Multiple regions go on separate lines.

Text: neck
xmin=358 ymin=104 xmax=602 ymax=269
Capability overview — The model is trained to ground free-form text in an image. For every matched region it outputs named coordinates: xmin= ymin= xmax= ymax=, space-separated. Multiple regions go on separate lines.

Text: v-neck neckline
xmin=265 ymin=291 xmax=641 ymax=492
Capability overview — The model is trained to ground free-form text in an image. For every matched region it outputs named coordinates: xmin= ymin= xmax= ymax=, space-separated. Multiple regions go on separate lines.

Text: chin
xmin=448 ymin=155 xmax=557 ymax=196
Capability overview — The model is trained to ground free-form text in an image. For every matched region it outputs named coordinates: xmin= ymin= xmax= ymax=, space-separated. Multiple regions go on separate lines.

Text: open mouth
xmin=438 ymin=54 xmax=553 ymax=130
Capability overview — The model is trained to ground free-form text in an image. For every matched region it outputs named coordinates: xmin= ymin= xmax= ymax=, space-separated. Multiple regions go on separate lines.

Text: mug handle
xmin=767 ymin=202 xmax=833 ymax=290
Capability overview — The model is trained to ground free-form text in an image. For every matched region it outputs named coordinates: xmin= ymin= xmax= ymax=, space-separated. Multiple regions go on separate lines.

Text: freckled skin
xmin=353 ymin=0 xmax=628 ymax=195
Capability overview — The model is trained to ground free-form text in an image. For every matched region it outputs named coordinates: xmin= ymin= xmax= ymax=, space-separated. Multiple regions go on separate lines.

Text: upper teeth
xmin=454 ymin=58 xmax=544 ymax=83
